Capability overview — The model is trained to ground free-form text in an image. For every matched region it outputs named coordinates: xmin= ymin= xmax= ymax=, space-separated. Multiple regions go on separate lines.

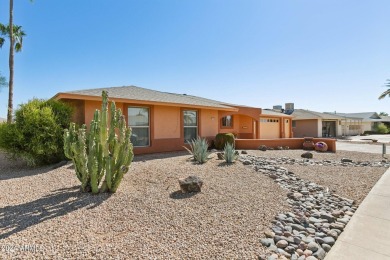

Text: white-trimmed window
xmin=128 ymin=107 xmax=150 ymax=147
xmin=222 ymin=115 xmax=233 ymax=127
xmin=184 ymin=110 xmax=198 ymax=143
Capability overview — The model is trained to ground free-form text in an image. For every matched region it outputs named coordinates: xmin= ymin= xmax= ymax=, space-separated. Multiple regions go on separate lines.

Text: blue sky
xmin=0 ymin=0 xmax=389 ymax=118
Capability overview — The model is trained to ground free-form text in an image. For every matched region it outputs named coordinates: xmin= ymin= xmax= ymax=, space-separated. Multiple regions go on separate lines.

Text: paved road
xmin=337 ymin=141 xmax=387 ymax=154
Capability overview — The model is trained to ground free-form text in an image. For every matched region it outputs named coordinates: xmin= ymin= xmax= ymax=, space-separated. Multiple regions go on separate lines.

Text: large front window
xmin=184 ymin=110 xmax=198 ymax=143
xmin=128 ymin=107 xmax=150 ymax=147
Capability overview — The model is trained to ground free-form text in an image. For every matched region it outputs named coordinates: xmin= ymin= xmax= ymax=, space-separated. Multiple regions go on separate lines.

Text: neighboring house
xmin=54 ymin=85 xmax=292 ymax=154
xmin=326 ymin=112 xmax=387 ymax=133
xmin=261 ymin=109 xmax=293 ymax=139
xmin=291 ymin=109 xmax=364 ymax=138
xmin=0 ymin=117 xmax=5 ymax=123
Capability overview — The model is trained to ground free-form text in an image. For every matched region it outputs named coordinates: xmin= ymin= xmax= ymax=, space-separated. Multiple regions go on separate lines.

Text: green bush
xmin=375 ymin=123 xmax=389 ymax=134
xmin=215 ymin=133 xmax=235 ymax=150
xmin=0 ymin=98 xmax=73 ymax=166
xmin=184 ymin=137 xmax=210 ymax=164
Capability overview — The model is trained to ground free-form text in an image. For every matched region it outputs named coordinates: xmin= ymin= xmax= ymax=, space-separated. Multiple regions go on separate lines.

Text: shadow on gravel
xmin=169 ymin=190 xmax=199 ymax=199
xmin=0 ymin=165 xmax=54 ymax=181
xmin=0 ymin=152 xmax=70 ymax=181
xmin=0 ymin=186 xmax=110 ymax=240
xmin=133 ymin=151 xmax=188 ymax=162
xmin=217 ymin=162 xmax=236 ymax=167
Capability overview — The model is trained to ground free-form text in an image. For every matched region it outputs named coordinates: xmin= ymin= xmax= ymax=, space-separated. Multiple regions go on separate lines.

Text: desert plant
xmin=375 ymin=123 xmax=389 ymax=134
xmin=184 ymin=136 xmax=210 ymax=164
xmin=223 ymin=142 xmax=239 ymax=163
xmin=0 ymin=98 xmax=72 ymax=166
xmin=64 ymin=91 xmax=134 ymax=193
xmin=214 ymin=133 xmax=235 ymax=150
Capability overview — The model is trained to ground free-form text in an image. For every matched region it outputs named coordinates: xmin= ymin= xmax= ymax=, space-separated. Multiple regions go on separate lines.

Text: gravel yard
xmin=246 ymin=150 xmax=386 ymax=205
xmin=0 ymin=149 xmax=387 ymax=259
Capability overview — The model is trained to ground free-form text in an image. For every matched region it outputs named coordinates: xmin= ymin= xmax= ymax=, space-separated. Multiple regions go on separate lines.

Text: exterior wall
xmin=236 ymin=138 xmax=336 ymax=152
xmin=237 ymin=115 xmax=254 ymax=139
xmin=361 ymin=122 xmax=373 ymax=132
xmin=317 ymin=120 xmax=323 ymax=137
xmin=293 ymin=119 xmax=319 ymax=137
xmin=200 ymin=109 xmax=219 ymax=137
xmin=337 ymin=121 xmax=343 ymax=136
xmin=153 ymin=106 xmax=180 ymax=139
xmin=339 ymin=120 xmax=363 ymax=136
xmin=84 ymin=100 xmax=124 ymax=128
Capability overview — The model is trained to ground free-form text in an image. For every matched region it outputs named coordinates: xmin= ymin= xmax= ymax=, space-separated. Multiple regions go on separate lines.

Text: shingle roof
xmin=380 ymin=116 xmax=390 ymax=122
xmin=60 ymin=85 xmax=237 ymax=110
xmin=292 ymin=109 xmax=348 ymax=120
xmin=262 ymin=109 xmax=293 ymax=117
xmin=330 ymin=112 xmax=379 ymax=120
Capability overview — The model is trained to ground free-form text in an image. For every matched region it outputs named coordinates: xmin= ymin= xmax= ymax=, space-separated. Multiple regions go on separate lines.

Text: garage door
xmin=260 ymin=118 xmax=280 ymax=139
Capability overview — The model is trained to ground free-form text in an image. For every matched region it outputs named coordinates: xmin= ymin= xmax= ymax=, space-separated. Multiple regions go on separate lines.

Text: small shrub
xmin=223 ymin=142 xmax=239 ymax=163
xmin=375 ymin=123 xmax=389 ymax=134
xmin=184 ymin=137 xmax=210 ymax=164
xmin=0 ymin=98 xmax=73 ymax=166
xmin=215 ymin=133 xmax=235 ymax=150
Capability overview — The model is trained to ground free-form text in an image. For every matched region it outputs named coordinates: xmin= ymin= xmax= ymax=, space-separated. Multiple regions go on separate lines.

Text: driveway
xmin=337 ymin=142 xmax=387 ymax=154
xmin=337 ymin=135 xmax=390 ymax=154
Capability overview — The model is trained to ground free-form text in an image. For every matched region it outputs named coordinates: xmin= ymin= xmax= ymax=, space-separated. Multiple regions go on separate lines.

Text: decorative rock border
xmin=241 ymin=155 xmax=359 ymax=260
xmin=244 ymin=155 xmax=389 ymax=168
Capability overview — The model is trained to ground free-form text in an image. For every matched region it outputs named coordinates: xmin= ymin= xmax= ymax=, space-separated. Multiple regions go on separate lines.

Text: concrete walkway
xmin=325 ymin=144 xmax=390 ymax=259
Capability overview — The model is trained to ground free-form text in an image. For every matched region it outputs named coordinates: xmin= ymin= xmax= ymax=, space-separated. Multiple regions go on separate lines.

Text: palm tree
xmin=378 ymin=80 xmax=390 ymax=100
xmin=0 ymin=22 xmax=26 ymax=123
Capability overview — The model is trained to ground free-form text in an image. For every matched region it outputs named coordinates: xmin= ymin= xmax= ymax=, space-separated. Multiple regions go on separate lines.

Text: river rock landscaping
xmin=242 ymin=150 xmax=388 ymax=260
xmin=0 ymin=149 xmax=387 ymax=259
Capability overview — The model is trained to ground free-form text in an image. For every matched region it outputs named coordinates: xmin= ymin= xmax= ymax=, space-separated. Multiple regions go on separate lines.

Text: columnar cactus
xmin=64 ymin=91 xmax=134 ymax=193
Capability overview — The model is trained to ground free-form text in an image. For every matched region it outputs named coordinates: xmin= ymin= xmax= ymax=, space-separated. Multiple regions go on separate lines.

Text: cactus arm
xmin=100 ymin=91 xmax=109 ymax=158
xmin=105 ymin=156 xmax=112 ymax=190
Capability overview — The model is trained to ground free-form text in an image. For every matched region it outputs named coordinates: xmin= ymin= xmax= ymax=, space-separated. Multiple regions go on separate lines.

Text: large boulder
xmin=179 ymin=176 xmax=203 ymax=193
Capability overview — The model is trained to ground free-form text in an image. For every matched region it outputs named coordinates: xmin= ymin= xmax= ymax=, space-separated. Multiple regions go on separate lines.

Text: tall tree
xmin=8 ymin=0 xmax=14 ymax=124
xmin=378 ymin=79 xmax=390 ymax=100
xmin=0 ymin=22 xmax=25 ymax=123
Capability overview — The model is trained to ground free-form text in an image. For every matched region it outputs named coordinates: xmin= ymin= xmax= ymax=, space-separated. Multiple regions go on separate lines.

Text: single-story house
xmin=54 ymin=85 xmax=293 ymax=154
xmin=0 ymin=117 xmax=5 ymax=123
xmin=291 ymin=109 xmax=364 ymax=137
xmin=325 ymin=112 xmax=388 ymax=133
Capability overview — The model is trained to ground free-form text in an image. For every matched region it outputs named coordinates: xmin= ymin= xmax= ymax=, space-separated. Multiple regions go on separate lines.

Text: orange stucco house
xmin=54 ymin=85 xmax=295 ymax=154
